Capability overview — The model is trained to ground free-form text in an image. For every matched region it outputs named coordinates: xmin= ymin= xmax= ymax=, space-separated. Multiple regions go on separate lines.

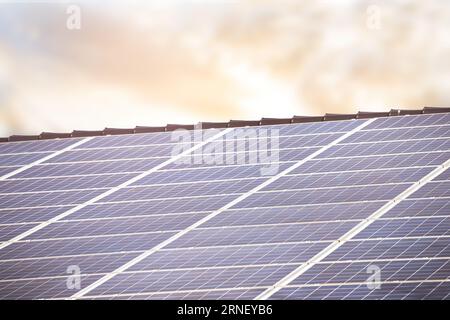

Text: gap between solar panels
xmin=255 ymin=158 xmax=450 ymax=300
xmin=0 ymin=128 xmax=234 ymax=251
xmin=70 ymin=118 xmax=376 ymax=299
xmin=0 ymin=137 xmax=95 ymax=181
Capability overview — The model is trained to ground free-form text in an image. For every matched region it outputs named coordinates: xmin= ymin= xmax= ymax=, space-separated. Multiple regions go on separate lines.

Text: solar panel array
xmin=0 ymin=112 xmax=449 ymax=300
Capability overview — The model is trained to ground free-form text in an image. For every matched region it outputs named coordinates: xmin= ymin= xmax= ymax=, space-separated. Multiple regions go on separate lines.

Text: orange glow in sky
xmin=0 ymin=0 xmax=449 ymax=136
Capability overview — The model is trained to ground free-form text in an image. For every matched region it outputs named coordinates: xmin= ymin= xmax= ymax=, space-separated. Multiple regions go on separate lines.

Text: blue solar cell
xmin=26 ymin=213 xmax=209 ymax=240
xmin=268 ymin=119 xmax=364 ymax=136
xmin=0 ymin=173 xmax=136 ymax=194
xmin=0 ymin=166 xmax=20 ymax=177
xmin=382 ymin=198 xmax=450 ymax=218
xmin=103 ymin=178 xmax=266 ymax=203
xmin=434 ymin=168 xmax=450 ymax=181
xmin=167 ymin=221 xmax=358 ymax=249
xmin=0 ymin=152 xmax=53 ymax=166
xmin=265 ymin=167 xmax=433 ymax=191
xmin=0 ymin=275 xmax=102 ymax=299
xmin=270 ymin=281 xmax=450 ymax=300
xmin=0 ymin=232 xmax=176 ymax=260
xmin=319 ymin=138 xmax=450 ymax=158
xmin=14 ymin=157 xmax=167 ymax=178
xmin=168 ymin=152 xmax=275 ymax=171
xmin=79 ymin=131 xmax=191 ymax=149
xmin=129 ymin=242 xmax=329 ymax=271
xmin=49 ymin=144 xmax=178 ymax=163
xmin=203 ymin=202 xmax=386 ymax=228
xmin=277 ymin=148 xmax=319 ymax=162
xmin=0 ymin=138 xmax=83 ymax=155
xmin=354 ymin=217 xmax=450 ymax=239
xmin=365 ymin=113 xmax=450 ymax=130
xmin=68 ymin=195 xmax=238 ymax=219
xmin=135 ymin=163 xmax=293 ymax=185
xmin=323 ymin=237 xmax=450 ymax=261
xmin=115 ymin=288 xmax=265 ymax=300
xmin=292 ymin=152 xmax=450 ymax=174
xmin=278 ymin=133 xmax=342 ymax=147
xmin=185 ymin=133 xmax=340 ymax=153
xmin=0 ymin=206 xmax=76 ymax=224
xmin=410 ymin=181 xmax=450 ymax=198
xmin=234 ymin=183 xmax=411 ymax=208
xmin=343 ymin=125 xmax=450 ymax=143
xmin=163 ymin=149 xmax=310 ymax=170
xmin=0 ymin=252 xmax=139 ymax=280
xmin=0 ymin=223 xmax=39 ymax=241
xmin=88 ymin=265 xmax=297 ymax=296
xmin=0 ymin=189 xmax=104 ymax=209
xmin=290 ymin=259 xmax=450 ymax=286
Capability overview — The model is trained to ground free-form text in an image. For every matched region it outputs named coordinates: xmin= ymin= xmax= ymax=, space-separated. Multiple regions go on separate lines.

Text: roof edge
xmin=2 ymin=107 xmax=449 ymax=143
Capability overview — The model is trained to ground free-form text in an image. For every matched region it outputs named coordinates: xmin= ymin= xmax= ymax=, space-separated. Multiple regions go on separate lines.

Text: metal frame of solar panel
xmin=0 ymin=112 xmax=449 ymax=300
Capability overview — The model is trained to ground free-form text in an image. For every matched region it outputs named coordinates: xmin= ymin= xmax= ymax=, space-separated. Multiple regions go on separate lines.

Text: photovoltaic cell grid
xmin=0 ymin=113 xmax=448 ymax=300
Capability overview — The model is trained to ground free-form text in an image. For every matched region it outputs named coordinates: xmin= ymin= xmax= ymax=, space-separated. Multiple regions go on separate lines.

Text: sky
xmin=0 ymin=0 xmax=450 ymax=136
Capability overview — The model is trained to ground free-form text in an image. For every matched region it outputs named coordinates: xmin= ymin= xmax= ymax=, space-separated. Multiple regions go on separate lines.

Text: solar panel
xmin=0 ymin=112 xmax=449 ymax=300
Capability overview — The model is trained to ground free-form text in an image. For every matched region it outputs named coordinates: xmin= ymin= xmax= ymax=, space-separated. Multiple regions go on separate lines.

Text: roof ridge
xmin=1 ymin=107 xmax=449 ymax=143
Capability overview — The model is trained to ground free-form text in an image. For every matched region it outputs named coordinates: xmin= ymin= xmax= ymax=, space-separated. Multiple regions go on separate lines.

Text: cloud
xmin=0 ymin=0 xmax=450 ymax=135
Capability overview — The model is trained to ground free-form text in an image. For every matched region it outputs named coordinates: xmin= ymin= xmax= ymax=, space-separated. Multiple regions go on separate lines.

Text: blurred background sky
xmin=0 ymin=0 xmax=450 ymax=136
